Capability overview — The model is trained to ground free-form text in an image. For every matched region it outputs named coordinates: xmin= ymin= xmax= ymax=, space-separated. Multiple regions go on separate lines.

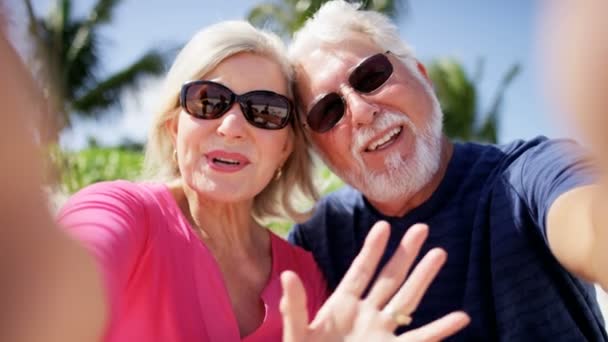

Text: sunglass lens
xmin=183 ymin=82 xmax=233 ymax=119
xmin=241 ymin=91 xmax=291 ymax=129
xmin=348 ymin=53 xmax=393 ymax=93
xmin=307 ymin=93 xmax=345 ymax=133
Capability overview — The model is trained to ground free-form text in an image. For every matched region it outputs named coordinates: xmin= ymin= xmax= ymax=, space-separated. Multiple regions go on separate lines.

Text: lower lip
xmin=206 ymin=157 xmax=249 ymax=173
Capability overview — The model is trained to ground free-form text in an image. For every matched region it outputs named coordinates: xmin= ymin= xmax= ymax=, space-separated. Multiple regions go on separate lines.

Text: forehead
xmin=295 ymin=37 xmax=384 ymax=101
xmin=204 ymin=53 xmax=288 ymax=96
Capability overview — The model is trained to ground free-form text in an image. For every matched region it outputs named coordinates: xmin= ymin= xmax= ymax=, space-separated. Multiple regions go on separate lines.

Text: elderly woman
xmin=58 ymin=21 xmax=326 ymax=341
xmin=0 ymin=16 xmax=468 ymax=341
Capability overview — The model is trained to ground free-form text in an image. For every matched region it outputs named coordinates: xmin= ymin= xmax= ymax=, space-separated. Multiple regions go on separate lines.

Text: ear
xmin=416 ymin=60 xmax=433 ymax=85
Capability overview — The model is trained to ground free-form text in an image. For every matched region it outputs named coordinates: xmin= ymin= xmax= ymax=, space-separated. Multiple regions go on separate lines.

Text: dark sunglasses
xmin=306 ymin=52 xmax=394 ymax=133
xmin=180 ymin=80 xmax=294 ymax=130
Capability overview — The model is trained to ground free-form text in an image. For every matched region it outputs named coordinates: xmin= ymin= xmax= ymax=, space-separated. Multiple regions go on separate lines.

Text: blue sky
xmin=27 ymin=0 xmax=569 ymax=148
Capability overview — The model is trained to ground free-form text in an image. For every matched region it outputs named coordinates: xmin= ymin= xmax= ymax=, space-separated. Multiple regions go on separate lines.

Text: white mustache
xmin=353 ymin=112 xmax=415 ymax=151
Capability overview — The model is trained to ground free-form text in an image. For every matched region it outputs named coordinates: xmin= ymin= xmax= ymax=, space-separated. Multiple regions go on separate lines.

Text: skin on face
xmin=295 ymin=35 xmax=443 ymax=204
xmin=170 ymin=53 xmax=293 ymax=204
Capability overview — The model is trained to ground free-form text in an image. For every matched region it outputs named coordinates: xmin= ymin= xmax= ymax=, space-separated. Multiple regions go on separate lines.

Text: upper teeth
xmin=367 ymin=127 xmax=402 ymax=151
xmin=214 ymin=157 xmax=240 ymax=165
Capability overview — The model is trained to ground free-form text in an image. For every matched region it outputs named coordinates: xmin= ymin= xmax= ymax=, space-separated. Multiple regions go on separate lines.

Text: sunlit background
xmin=13 ymin=0 xmax=567 ymax=149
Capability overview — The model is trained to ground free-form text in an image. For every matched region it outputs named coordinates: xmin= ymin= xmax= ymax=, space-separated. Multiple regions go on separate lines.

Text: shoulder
xmin=455 ymin=136 xmax=588 ymax=177
xmin=452 ymin=136 xmax=558 ymax=160
xmin=58 ymin=180 xmax=166 ymax=223
xmin=290 ymin=186 xmax=363 ymax=240
xmin=495 ymin=136 xmax=586 ymax=163
xmin=308 ymin=186 xmax=363 ymax=223
xmin=492 ymin=136 xmax=592 ymax=180
xmin=450 ymin=137 xmax=550 ymax=166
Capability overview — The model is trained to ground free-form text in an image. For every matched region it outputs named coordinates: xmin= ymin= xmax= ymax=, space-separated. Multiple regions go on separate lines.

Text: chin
xmin=185 ymin=173 xmax=254 ymax=203
xmin=338 ymin=123 xmax=442 ymax=203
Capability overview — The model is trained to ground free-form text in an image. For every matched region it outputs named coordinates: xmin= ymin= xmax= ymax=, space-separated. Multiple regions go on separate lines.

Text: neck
xmin=167 ymin=180 xmax=268 ymax=258
xmin=368 ymin=136 xmax=453 ymax=217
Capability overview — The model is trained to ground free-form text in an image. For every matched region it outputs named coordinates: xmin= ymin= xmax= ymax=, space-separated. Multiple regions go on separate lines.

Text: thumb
xmin=280 ymin=271 xmax=309 ymax=342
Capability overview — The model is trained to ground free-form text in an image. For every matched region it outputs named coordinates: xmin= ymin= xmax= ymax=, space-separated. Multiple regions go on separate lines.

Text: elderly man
xmin=287 ymin=1 xmax=608 ymax=340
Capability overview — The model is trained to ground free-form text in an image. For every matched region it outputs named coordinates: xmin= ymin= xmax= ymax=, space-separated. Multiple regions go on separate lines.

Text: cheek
xmin=383 ymin=81 xmax=434 ymax=129
xmin=313 ymin=130 xmax=354 ymax=167
xmin=176 ymin=118 xmax=209 ymax=170
xmin=255 ymin=130 xmax=292 ymax=167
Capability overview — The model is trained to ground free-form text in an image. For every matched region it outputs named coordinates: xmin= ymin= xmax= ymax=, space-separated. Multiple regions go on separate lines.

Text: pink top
xmin=58 ymin=181 xmax=328 ymax=342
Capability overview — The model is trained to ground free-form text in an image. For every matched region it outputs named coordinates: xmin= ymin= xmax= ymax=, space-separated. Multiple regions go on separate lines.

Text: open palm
xmin=280 ymin=221 xmax=469 ymax=341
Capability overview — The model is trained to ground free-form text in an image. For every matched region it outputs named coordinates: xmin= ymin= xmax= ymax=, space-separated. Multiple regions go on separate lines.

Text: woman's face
xmin=172 ymin=53 xmax=293 ymax=203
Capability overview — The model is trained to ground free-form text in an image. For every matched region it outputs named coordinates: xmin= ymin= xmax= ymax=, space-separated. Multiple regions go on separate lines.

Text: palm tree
xmin=427 ymin=58 xmax=520 ymax=143
xmin=247 ymin=0 xmax=404 ymax=37
xmin=24 ymin=0 xmax=168 ymax=141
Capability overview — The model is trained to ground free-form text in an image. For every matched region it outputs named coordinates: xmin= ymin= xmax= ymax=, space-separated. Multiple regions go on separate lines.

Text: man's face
xmin=294 ymin=37 xmax=444 ymax=202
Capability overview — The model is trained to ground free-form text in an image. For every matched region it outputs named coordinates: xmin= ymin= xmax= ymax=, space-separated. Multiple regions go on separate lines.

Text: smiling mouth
xmin=365 ymin=126 xmax=403 ymax=152
xmin=212 ymin=157 xmax=241 ymax=165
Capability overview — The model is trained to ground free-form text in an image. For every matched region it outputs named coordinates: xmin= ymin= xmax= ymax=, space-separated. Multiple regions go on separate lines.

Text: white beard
xmin=316 ymin=98 xmax=444 ymax=204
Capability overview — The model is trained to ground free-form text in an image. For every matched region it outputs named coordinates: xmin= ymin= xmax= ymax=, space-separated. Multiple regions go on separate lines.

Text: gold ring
xmin=390 ymin=310 xmax=412 ymax=326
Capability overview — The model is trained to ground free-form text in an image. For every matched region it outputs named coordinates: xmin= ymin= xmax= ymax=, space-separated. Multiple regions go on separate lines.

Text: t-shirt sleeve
xmin=505 ymin=138 xmax=597 ymax=238
xmin=56 ymin=181 xmax=148 ymax=315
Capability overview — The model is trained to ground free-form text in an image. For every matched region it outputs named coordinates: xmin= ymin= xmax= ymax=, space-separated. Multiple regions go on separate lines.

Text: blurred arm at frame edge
xmin=0 ymin=24 xmax=107 ymax=342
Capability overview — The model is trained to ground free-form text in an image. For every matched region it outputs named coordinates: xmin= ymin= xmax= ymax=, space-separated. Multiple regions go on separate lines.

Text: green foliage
xmin=428 ymin=58 xmax=520 ymax=143
xmin=247 ymin=0 xmax=403 ymax=38
xmin=24 ymin=0 xmax=169 ymax=136
xmin=317 ymin=165 xmax=344 ymax=194
xmin=53 ymin=146 xmax=143 ymax=194
xmin=267 ymin=220 xmax=293 ymax=237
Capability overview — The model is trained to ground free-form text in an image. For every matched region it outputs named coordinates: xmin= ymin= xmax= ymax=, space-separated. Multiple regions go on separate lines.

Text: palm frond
xmin=247 ymin=3 xmax=292 ymax=37
xmin=64 ymin=23 xmax=101 ymax=100
xmin=428 ymin=58 xmax=476 ymax=141
xmin=475 ymin=114 xmax=498 ymax=143
xmin=71 ymin=50 xmax=166 ymax=116
xmin=357 ymin=0 xmax=404 ymax=19
xmin=484 ymin=63 xmax=521 ymax=129
xmin=65 ymin=0 xmax=121 ymax=73
xmin=89 ymin=0 xmax=121 ymax=24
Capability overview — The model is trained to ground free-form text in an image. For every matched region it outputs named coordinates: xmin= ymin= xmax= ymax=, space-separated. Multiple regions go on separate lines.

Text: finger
xmin=280 ymin=271 xmax=309 ymax=342
xmin=334 ymin=220 xmax=391 ymax=297
xmin=366 ymin=224 xmax=429 ymax=308
xmin=384 ymin=248 xmax=447 ymax=318
xmin=398 ymin=311 xmax=470 ymax=342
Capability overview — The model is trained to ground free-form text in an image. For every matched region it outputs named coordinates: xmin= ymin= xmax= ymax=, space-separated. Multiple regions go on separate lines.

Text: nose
xmin=216 ymin=103 xmax=247 ymax=140
xmin=342 ymin=86 xmax=379 ymax=127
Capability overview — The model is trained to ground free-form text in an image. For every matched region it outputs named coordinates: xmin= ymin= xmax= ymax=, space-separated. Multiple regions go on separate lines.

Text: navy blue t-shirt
xmin=289 ymin=137 xmax=606 ymax=341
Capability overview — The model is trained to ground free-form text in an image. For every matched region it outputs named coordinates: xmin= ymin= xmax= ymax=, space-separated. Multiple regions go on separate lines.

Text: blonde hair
xmin=143 ymin=20 xmax=318 ymax=223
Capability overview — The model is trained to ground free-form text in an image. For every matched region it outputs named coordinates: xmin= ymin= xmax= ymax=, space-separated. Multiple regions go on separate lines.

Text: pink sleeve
xmin=57 ymin=181 xmax=148 ymax=316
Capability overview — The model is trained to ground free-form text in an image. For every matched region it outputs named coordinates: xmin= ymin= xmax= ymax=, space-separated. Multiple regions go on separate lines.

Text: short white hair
xmin=289 ymin=1 xmax=414 ymax=63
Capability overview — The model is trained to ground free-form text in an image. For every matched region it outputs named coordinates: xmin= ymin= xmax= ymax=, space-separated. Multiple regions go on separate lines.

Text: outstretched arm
xmin=541 ymin=0 xmax=608 ymax=290
xmin=280 ymin=221 xmax=470 ymax=341
xmin=0 ymin=28 xmax=106 ymax=342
